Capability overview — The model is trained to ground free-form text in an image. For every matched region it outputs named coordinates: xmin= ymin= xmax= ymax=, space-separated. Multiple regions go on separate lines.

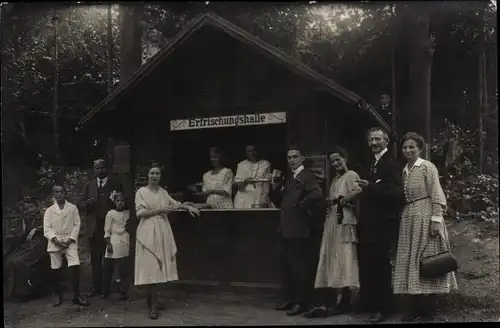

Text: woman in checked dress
xmin=305 ymin=148 xmax=362 ymax=318
xmin=134 ymin=162 xmax=200 ymax=320
xmin=393 ymin=133 xmax=458 ymax=322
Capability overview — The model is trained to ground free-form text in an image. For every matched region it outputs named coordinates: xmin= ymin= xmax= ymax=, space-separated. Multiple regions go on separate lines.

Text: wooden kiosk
xmin=77 ymin=13 xmax=389 ymax=292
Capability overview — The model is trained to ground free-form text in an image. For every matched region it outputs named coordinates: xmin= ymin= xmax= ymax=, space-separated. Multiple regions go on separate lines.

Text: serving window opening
xmin=170 ymin=123 xmax=288 ymax=198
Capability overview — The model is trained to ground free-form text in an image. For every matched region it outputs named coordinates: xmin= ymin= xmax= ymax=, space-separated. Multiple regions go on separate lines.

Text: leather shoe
xmin=367 ymin=312 xmax=387 ymax=323
xmin=73 ymin=295 xmax=90 ymax=307
xmin=401 ymin=313 xmax=422 ymax=322
xmin=149 ymin=307 xmax=159 ymax=320
xmin=87 ymin=287 xmax=100 ymax=298
xmin=330 ymin=304 xmax=351 ymax=316
xmin=286 ymin=304 xmax=307 ymax=316
xmin=275 ymin=300 xmax=294 ymax=311
xmin=303 ymin=306 xmax=330 ymax=318
xmin=52 ymin=293 xmax=63 ymax=307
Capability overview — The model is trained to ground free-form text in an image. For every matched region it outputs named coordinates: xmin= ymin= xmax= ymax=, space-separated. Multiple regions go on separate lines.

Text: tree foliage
xmin=1 ymin=2 xmax=498 ymax=216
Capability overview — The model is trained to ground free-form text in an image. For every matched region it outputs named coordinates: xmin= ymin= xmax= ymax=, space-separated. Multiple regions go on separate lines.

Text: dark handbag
xmin=419 ymin=233 xmax=458 ymax=278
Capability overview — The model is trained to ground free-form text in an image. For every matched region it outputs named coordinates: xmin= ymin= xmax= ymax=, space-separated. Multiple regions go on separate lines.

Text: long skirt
xmin=134 ymin=217 xmax=178 ymax=285
xmin=314 ymin=209 xmax=359 ymax=289
xmin=393 ymin=201 xmax=458 ymax=294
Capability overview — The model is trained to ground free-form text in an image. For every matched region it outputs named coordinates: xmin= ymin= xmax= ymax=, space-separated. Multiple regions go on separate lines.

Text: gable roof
xmin=77 ymin=12 xmax=389 ymax=130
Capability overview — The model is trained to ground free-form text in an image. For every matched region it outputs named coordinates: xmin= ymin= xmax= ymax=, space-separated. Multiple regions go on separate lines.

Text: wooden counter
xmin=168 ymin=208 xmax=282 ymax=291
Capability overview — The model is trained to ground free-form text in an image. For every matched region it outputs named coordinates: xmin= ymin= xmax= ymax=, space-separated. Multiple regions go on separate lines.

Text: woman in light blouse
xmin=233 ymin=144 xmax=271 ymax=208
xmin=200 ymin=147 xmax=234 ymax=209
xmin=392 ymin=133 xmax=458 ymax=322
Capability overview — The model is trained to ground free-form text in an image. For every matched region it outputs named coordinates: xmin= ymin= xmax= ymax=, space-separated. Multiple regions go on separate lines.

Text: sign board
xmin=170 ymin=112 xmax=287 ymax=131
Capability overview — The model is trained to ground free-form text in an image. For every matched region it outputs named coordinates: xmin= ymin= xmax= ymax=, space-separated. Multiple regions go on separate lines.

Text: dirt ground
xmin=4 ymin=218 xmax=499 ymax=327
xmin=3 ymin=288 xmax=498 ymax=328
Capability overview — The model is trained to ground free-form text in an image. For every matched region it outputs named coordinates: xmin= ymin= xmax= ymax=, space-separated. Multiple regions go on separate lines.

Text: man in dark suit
xmin=377 ymin=93 xmax=393 ymax=125
xmin=271 ymin=146 xmax=324 ymax=316
xmin=355 ymin=127 xmax=405 ymax=323
xmin=80 ymin=159 xmax=124 ymax=298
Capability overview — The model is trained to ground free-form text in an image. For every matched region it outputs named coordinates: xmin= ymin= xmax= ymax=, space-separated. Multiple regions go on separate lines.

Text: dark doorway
xmin=170 ymin=124 xmax=288 ymax=192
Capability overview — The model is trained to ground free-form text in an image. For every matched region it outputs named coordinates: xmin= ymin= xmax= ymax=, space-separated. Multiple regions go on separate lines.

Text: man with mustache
xmin=80 ymin=159 xmax=126 ymax=297
xmin=355 ymin=127 xmax=405 ymax=323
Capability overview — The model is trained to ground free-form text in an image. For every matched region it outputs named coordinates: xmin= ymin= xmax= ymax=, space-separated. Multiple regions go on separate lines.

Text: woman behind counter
xmin=134 ymin=162 xmax=200 ymax=320
xmin=199 ymin=147 xmax=234 ymax=209
xmin=233 ymin=144 xmax=271 ymax=208
xmin=393 ymin=133 xmax=458 ymax=322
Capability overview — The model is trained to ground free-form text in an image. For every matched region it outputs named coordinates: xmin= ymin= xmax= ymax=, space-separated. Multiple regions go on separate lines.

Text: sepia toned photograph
xmin=2 ymin=1 xmax=498 ymax=326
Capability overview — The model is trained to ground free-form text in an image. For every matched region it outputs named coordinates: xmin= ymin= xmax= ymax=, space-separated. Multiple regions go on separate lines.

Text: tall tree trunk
xmin=403 ymin=4 xmax=435 ymax=160
xmin=52 ymin=9 xmax=60 ymax=162
xmin=119 ymin=3 xmax=144 ymax=84
xmin=477 ymin=7 xmax=486 ymax=173
xmin=107 ymin=3 xmax=113 ymax=93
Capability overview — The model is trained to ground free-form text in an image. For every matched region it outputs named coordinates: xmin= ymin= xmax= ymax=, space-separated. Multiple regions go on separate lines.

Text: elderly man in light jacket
xmin=44 ymin=183 xmax=89 ymax=307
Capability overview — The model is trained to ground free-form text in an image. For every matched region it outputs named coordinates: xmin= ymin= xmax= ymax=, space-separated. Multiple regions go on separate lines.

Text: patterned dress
xmin=233 ymin=160 xmax=271 ymax=208
xmin=202 ymin=168 xmax=234 ymax=209
xmin=393 ymin=158 xmax=458 ymax=294
xmin=314 ymin=170 xmax=360 ymax=289
xmin=134 ymin=187 xmax=180 ymax=286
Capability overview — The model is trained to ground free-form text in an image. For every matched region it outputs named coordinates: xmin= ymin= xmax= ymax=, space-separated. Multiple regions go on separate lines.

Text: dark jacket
xmin=80 ymin=175 xmax=125 ymax=238
xmin=271 ymin=168 xmax=325 ymax=239
xmin=357 ymin=151 xmax=405 ymax=245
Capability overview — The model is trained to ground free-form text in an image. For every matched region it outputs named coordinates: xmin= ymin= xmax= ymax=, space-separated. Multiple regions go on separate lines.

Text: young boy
xmin=43 ymin=183 xmax=89 ymax=307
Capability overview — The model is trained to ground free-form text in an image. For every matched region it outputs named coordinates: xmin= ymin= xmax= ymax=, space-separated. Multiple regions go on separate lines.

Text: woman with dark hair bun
xmin=200 ymin=147 xmax=234 ymax=209
xmin=134 ymin=161 xmax=200 ymax=320
xmin=393 ymin=133 xmax=458 ymax=322
xmin=305 ymin=147 xmax=362 ymax=318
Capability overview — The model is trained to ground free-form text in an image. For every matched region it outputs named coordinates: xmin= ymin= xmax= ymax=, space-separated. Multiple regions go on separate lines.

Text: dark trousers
xmin=102 ymin=257 xmax=130 ymax=294
xmin=280 ymin=238 xmax=314 ymax=305
xmin=89 ymin=234 xmax=105 ymax=290
xmin=358 ymin=243 xmax=393 ymax=314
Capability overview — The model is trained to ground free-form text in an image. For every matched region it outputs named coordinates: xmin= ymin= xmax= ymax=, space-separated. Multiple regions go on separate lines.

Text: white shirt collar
xmin=51 ymin=200 xmax=67 ymax=214
xmin=403 ymin=157 xmax=425 ymax=174
xmin=97 ymin=176 xmax=108 ymax=186
xmin=374 ymin=148 xmax=388 ymax=162
xmin=293 ymin=165 xmax=305 ymax=178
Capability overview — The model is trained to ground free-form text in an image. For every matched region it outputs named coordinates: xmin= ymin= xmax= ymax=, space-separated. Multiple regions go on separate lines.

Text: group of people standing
xmin=42 ymin=126 xmax=457 ymax=322
xmin=271 ymin=127 xmax=457 ymax=323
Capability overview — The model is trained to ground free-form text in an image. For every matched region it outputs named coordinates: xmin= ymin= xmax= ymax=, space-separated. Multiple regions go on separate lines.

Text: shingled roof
xmin=77 ymin=12 xmax=389 ymax=130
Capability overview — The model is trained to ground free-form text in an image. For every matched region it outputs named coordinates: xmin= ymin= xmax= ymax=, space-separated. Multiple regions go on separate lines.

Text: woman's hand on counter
xmin=186 ymin=206 xmax=200 ymax=218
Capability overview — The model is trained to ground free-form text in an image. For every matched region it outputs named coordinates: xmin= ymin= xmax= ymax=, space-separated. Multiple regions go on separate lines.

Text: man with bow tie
xmin=44 ymin=183 xmax=89 ymax=307
xmin=80 ymin=158 xmax=124 ymax=297
xmin=355 ymin=127 xmax=405 ymax=323
xmin=270 ymin=146 xmax=324 ymax=317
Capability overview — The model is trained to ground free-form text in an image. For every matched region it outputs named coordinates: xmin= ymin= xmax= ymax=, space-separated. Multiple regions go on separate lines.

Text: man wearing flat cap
xmin=80 ymin=159 xmax=125 ymax=297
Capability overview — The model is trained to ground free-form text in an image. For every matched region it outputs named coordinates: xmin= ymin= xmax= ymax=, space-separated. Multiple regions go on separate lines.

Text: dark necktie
xmin=370 ymin=158 xmax=377 ymax=175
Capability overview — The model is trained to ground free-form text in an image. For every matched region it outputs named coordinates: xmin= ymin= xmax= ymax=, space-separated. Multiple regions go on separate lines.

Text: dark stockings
xmin=404 ymin=294 xmax=438 ymax=321
xmin=331 ymin=288 xmax=352 ymax=315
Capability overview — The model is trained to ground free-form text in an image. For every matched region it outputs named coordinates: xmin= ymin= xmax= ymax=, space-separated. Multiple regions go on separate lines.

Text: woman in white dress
xmin=393 ymin=133 xmax=458 ymax=322
xmin=134 ymin=162 xmax=200 ymax=320
xmin=233 ymin=144 xmax=271 ymax=208
xmin=305 ymin=147 xmax=362 ymax=318
xmin=201 ymin=147 xmax=234 ymax=209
